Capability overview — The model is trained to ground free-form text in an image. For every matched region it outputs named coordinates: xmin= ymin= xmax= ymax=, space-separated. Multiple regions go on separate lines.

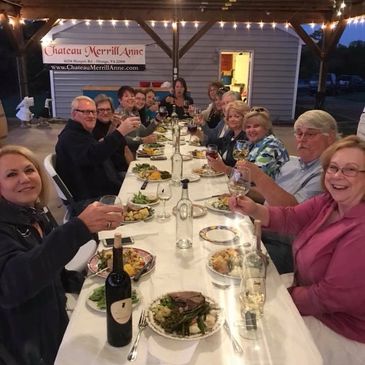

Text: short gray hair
xmin=71 ymin=95 xmax=95 ymax=113
xmin=294 ymin=110 xmax=338 ymax=135
xmin=223 ymin=90 xmax=241 ymax=102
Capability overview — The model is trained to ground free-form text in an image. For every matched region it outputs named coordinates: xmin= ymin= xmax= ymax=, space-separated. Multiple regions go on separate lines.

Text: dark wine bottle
xmin=106 ymin=233 xmax=132 ymax=347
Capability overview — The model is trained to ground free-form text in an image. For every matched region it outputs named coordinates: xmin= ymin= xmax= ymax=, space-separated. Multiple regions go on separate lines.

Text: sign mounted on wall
xmin=42 ymin=44 xmax=146 ymax=71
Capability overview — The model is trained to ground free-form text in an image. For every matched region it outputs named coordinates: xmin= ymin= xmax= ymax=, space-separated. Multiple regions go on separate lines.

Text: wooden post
xmin=172 ymin=18 xmax=179 ymax=82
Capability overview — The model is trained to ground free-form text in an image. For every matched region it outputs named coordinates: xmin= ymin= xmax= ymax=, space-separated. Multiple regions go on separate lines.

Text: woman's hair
xmin=144 ymin=88 xmax=155 ymax=96
xmin=320 ymin=135 xmax=365 ymax=199
xmin=225 ymin=101 xmax=250 ymax=125
xmin=173 ymin=77 xmax=188 ymax=98
xmin=0 ymin=145 xmax=50 ymax=206
xmin=94 ymin=94 xmax=114 ymax=112
xmin=243 ymin=107 xmax=272 ymax=134
xmin=117 ymin=85 xmax=135 ymax=99
xmin=208 ymin=81 xmax=224 ymax=99
xmin=134 ymin=88 xmax=146 ymax=96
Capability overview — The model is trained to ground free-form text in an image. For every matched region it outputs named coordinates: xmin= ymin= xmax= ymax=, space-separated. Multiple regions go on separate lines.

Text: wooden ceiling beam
xmin=19 ymin=7 xmax=334 ymax=23
xmin=179 ymin=20 xmax=215 ymax=58
xmin=0 ymin=12 xmax=21 ymax=53
xmin=135 ymin=19 xmax=172 ymax=58
xmin=24 ymin=16 xmax=58 ymax=50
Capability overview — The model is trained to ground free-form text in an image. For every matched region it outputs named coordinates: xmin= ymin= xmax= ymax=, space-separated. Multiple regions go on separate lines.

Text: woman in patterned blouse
xmin=243 ymin=107 xmax=289 ymax=178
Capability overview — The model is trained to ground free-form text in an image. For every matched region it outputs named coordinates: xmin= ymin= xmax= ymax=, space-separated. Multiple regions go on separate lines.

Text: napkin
xmin=147 ymin=336 xmax=199 ymax=365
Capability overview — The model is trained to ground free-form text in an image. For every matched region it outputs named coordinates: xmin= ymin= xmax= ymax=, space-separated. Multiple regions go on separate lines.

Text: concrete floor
xmin=0 ymin=120 xmax=297 ymax=224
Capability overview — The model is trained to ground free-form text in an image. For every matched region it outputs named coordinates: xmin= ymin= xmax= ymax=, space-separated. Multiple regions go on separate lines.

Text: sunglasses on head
xmin=250 ymin=107 xmax=269 ymax=113
xmin=217 ymin=86 xmax=230 ymax=95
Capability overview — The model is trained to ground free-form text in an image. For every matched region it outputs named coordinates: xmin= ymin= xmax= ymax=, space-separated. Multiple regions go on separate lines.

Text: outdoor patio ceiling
xmin=1 ymin=0 xmax=364 ymax=24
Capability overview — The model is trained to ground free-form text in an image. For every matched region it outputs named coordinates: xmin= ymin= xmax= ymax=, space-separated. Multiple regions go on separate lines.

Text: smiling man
xmin=236 ymin=109 xmax=338 ymax=273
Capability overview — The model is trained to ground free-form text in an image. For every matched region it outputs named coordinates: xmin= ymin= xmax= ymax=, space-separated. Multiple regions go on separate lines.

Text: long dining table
xmin=55 ymin=132 xmax=323 ymax=365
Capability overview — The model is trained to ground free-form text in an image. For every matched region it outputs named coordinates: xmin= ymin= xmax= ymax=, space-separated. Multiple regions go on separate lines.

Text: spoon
xmin=212 ymin=282 xmax=231 ymax=289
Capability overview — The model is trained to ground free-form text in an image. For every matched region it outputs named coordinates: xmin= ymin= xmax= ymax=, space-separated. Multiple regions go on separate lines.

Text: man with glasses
xmin=56 ymin=96 xmax=139 ymax=215
xmin=237 ymin=109 xmax=338 ymax=273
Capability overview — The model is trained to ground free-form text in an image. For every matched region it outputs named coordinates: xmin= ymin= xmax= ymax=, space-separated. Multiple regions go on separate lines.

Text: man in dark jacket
xmin=55 ymin=96 xmax=138 ymax=214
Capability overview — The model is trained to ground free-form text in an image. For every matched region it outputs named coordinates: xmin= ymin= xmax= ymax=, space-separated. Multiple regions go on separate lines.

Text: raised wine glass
xmin=206 ymin=144 xmax=219 ymax=175
xmin=156 ymin=181 xmax=172 ymax=221
xmin=227 ymin=167 xmax=251 ymax=197
xmin=158 ymin=105 xmax=168 ymax=121
xmin=183 ymin=100 xmax=190 ymax=118
xmin=129 ymin=110 xmax=141 ymax=142
xmin=187 ymin=120 xmax=198 ymax=144
xmin=232 ymin=140 xmax=250 ymax=161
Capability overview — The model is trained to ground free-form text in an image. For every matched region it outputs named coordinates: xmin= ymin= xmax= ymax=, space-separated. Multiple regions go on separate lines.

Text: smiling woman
xmin=0 ymin=145 xmax=125 ymax=365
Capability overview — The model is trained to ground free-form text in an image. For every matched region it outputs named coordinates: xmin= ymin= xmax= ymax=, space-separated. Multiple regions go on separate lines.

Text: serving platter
xmin=87 ymin=247 xmax=155 ymax=279
xmin=199 ymin=225 xmax=239 ymax=245
xmin=146 ymin=292 xmax=223 ymax=341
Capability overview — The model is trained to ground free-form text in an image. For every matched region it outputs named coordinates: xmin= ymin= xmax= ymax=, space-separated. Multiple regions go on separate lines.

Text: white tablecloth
xmin=55 ymin=141 xmax=322 ymax=365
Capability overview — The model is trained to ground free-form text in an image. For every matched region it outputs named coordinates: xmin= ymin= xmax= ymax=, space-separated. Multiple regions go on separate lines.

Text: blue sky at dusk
xmin=339 ymin=24 xmax=365 ymax=45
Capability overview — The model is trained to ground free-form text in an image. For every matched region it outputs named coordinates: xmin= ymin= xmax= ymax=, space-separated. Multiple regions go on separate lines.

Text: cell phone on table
xmin=102 ymin=237 xmax=134 ymax=247
xmin=151 ymin=155 xmax=167 ymax=160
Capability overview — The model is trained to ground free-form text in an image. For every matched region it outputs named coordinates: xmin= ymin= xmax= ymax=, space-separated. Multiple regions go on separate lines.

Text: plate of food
xmin=172 ymin=204 xmax=207 ymax=218
xmin=155 ymin=126 xmax=168 ymax=134
xmin=155 ymin=134 xmax=170 ymax=142
xmin=123 ymin=206 xmax=154 ymax=223
xmin=142 ymin=143 xmax=165 ymax=149
xmin=146 ymin=291 xmax=223 ymax=341
xmin=205 ymin=195 xmax=230 ymax=213
xmin=129 ymin=192 xmax=159 ymax=207
xmin=137 ymin=146 xmax=165 ymax=157
xmin=192 ymin=165 xmax=225 ymax=177
xmin=199 ymin=225 xmax=239 ymax=245
xmin=207 ymin=247 xmax=246 ymax=280
xmin=87 ymin=285 xmax=141 ymax=312
xmin=87 ymin=247 xmax=155 ymax=279
xmin=191 ymin=150 xmax=206 ymax=159
xmin=132 ymin=163 xmax=158 ymax=174
xmin=137 ymin=170 xmax=172 ymax=182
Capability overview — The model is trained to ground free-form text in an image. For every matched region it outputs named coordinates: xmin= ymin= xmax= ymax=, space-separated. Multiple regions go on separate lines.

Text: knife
xmin=140 ymin=180 xmax=149 ymax=190
xmin=133 ymin=256 xmax=156 ymax=282
xmin=193 ymin=194 xmax=223 ymax=202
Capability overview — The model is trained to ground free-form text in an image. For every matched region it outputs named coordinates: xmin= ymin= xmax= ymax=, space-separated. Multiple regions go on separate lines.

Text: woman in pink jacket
xmin=229 ymin=135 xmax=365 ymax=364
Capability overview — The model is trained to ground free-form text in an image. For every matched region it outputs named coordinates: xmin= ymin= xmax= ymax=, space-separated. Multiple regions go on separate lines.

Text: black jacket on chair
xmin=0 ymin=199 xmax=92 ymax=365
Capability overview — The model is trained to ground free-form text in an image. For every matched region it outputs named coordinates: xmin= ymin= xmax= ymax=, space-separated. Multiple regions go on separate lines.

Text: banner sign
xmin=42 ymin=44 xmax=145 ymax=71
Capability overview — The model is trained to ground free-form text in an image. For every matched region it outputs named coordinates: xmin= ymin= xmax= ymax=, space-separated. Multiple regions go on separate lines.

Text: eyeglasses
xmin=294 ymin=130 xmax=327 ymax=139
xmin=75 ymin=109 xmax=97 ymax=116
xmin=326 ymin=164 xmax=365 ymax=177
xmin=97 ymin=108 xmax=112 ymax=113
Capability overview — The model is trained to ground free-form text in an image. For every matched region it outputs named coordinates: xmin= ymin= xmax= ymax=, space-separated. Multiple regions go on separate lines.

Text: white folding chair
xmin=43 ymin=153 xmax=74 ymax=223
xmin=44 ymin=153 xmax=97 ymax=272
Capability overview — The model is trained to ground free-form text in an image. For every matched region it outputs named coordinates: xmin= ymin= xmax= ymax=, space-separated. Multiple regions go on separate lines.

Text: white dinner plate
xmin=182 ymin=174 xmax=201 ymax=183
xmin=86 ymin=286 xmax=141 ymax=313
xmin=205 ymin=197 xmax=230 ymax=214
xmin=207 ymin=247 xmax=246 ymax=280
xmin=146 ymin=292 xmax=223 ymax=341
xmin=199 ymin=225 xmax=239 ymax=245
xmin=128 ymin=195 xmax=160 ymax=208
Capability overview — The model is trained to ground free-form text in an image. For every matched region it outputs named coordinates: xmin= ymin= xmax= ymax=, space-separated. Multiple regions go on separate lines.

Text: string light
xmin=246 ymin=22 xmax=251 ymax=29
xmin=172 ymin=21 xmax=177 ymax=30
xmin=59 ymin=19 xmax=64 ymax=25
xmin=219 ymin=21 xmax=225 ymax=28
xmin=180 ymin=20 xmax=186 ymax=27
xmin=71 ymin=19 xmax=77 ymax=25
xmin=151 ymin=20 xmax=155 ymax=27
xmin=194 ymin=21 xmax=199 ymax=28
xmin=163 ymin=20 xmax=168 ymax=28
xmin=97 ymin=19 xmax=103 ymax=26
xmin=85 ymin=19 xmax=90 ymax=26
xmin=111 ymin=19 xmax=117 ymax=26
xmin=310 ymin=22 xmax=315 ymax=28
xmin=272 ymin=21 xmax=277 ymax=28
xmin=330 ymin=22 xmax=336 ymax=29
xmin=259 ymin=21 xmax=264 ymax=29
xmin=233 ymin=22 xmax=237 ymax=29
xmin=340 ymin=1 xmax=346 ymax=9
xmin=285 ymin=22 xmax=289 ymax=29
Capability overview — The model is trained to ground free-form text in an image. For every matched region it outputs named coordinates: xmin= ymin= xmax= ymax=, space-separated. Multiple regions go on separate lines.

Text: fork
xmin=127 ymin=310 xmax=148 ymax=362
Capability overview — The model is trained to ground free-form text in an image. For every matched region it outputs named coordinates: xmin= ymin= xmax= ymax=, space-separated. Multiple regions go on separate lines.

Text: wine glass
xmin=183 ymin=100 xmax=190 ymax=118
xmin=129 ymin=110 xmax=141 ymax=141
xmin=238 ymin=253 xmax=266 ymax=340
xmin=227 ymin=168 xmax=251 ymax=197
xmin=99 ymin=195 xmax=122 ymax=206
xmin=232 ymin=140 xmax=250 ymax=161
xmin=187 ymin=120 xmax=198 ymax=144
xmin=156 ymin=181 xmax=172 ymax=221
xmin=206 ymin=144 xmax=219 ymax=175
xmin=158 ymin=105 xmax=168 ymax=121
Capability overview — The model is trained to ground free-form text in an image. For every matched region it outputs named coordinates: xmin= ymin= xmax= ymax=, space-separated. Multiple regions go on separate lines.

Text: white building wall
xmin=50 ymin=21 xmax=300 ymax=122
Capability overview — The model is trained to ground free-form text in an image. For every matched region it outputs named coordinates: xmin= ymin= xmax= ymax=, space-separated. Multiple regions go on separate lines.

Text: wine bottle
xmin=176 ymin=179 xmax=193 ymax=249
xmin=105 ymin=233 xmax=132 ymax=347
xmin=171 ymin=104 xmax=180 ymax=148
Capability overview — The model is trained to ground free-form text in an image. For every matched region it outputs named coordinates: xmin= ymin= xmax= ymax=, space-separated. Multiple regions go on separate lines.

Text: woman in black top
xmin=160 ymin=77 xmax=194 ymax=119
xmin=0 ymin=145 xmax=123 ymax=365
